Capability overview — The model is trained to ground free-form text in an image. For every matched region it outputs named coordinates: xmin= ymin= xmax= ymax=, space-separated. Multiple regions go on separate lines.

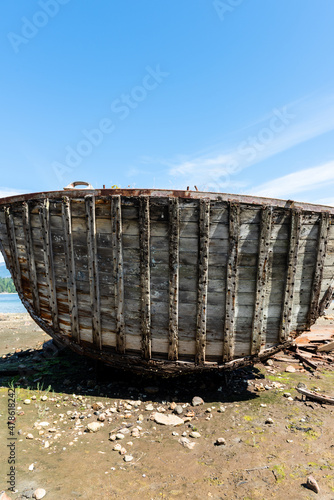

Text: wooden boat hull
xmin=0 ymin=188 xmax=333 ymax=374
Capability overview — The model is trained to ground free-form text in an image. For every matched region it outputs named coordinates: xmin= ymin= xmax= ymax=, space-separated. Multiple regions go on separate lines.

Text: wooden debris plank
xmin=85 ymin=195 xmax=102 ymax=349
xmin=296 ymin=386 xmax=334 ymax=405
xmin=168 ymin=197 xmax=179 ymax=360
xmin=111 ymin=195 xmax=126 ymax=353
xmin=307 ymin=212 xmax=331 ymax=327
xmin=195 ymin=199 xmax=210 ymax=365
xmin=62 ymin=197 xmax=80 ymax=342
xmin=39 ymin=199 xmax=59 ymax=331
xmin=22 ymin=202 xmax=40 ymax=315
xmin=223 ymin=203 xmax=240 ymax=362
xmin=251 ymin=206 xmax=273 ymax=354
xmin=279 ymin=210 xmax=302 ymax=341
xmin=317 ymin=341 xmax=334 ymax=353
xmin=139 ymin=196 xmax=151 ymax=360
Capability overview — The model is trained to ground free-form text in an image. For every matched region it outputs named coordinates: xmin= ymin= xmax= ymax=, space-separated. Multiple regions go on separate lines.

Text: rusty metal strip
xmin=307 ymin=212 xmax=331 ymax=327
xmin=111 ymin=195 xmax=125 ymax=353
xmin=22 ymin=202 xmax=40 ymax=315
xmin=279 ymin=210 xmax=302 ymax=341
xmin=139 ymin=196 xmax=151 ymax=360
xmin=251 ymin=207 xmax=273 ymax=355
xmin=195 ymin=199 xmax=210 ymax=365
xmin=85 ymin=195 xmax=102 ymax=349
xmin=168 ymin=197 xmax=179 ymax=361
xmin=62 ymin=197 xmax=80 ymax=343
xmin=4 ymin=206 xmax=22 ymax=295
xmin=39 ymin=199 xmax=59 ymax=331
xmin=223 ymin=203 xmax=240 ymax=362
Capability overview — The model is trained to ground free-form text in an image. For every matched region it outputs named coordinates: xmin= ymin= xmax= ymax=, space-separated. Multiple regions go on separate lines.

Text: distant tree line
xmin=0 ymin=277 xmax=16 ymax=293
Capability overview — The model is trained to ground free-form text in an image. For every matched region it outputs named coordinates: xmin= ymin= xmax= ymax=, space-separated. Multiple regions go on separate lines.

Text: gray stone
xmin=192 ymin=396 xmax=204 ymax=407
xmin=189 ymin=431 xmax=201 ymax=438
xmin=265 ymin=418 xmax=274 ymax=425
xmin=173 ymin=405 xmax=183 ymax=415
xmin=153 ymin=412 xmax=184 ymax=426
xmin=86 ymin=422 xmax=103 ymax=432
xmin=215 ymin=437 xmax=226 ymax=446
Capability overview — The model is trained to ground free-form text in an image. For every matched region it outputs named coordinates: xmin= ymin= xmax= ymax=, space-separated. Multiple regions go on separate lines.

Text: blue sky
xmin=1 ymin=0 xmax=334 ymax=204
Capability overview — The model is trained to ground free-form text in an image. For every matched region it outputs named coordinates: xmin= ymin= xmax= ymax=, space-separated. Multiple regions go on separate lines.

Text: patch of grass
xmin=243 ymin=415 xmax=254 ymax=422
xmin=272 ymin=464 xmax=285 ymax=483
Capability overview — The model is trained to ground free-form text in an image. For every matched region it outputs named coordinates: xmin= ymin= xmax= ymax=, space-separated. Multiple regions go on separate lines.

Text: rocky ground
xmin=0 ymin=313 xmax=334 ymax=499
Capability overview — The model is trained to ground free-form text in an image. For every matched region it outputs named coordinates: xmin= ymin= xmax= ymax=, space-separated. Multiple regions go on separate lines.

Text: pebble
xmin=113 ymin=444 xmax=122 ymax=451
xmin=306 ymin=475 xmax=320 ymax=494
xmin=31 ymin=395 xmax=37 ymax=400
xmin=0 ymin=492 xmax=13 ymax=500
xmin=145 ymin=404 xmax=154 ymax=411
xmin=218 ymin=406 xmax=226 ymax=413
xmin=153 ymin=413 xmax=184 ymax=426
xmin=283 ymin=392 xmax=291 ymax=398
xmin=192 ymin=396 xmax=204 ymax=407
xmin=265 ymin=418 xmax=274 ymax=425
xmin=29 ymin=463 xmax=34 ymax=471
xmin=124 ymin=455 xmax=133 ymax=462
xmin=41 ymin=395 xmax=48 ymax=401
xmin=189 ymin=431 xmax=201 ymax=438
xmin=266 ymin=359 xmax=274 ymax=366
xmin=26 ymin=433 xmax=34 ymax=440
xmin=215 ymin=437 xmax=226 ymax=446
xmin=285 ymin=365 xmax=296 ymax=373
xmin=24 ymin=399 xmax=31 ymax=405
xmin=178 ymin=437 xmax=196 ymax=450
xmin=131 ymin=428 xmax=140 ymax=438
xmin=116 ymin=433 xmax=125 ymax=440
xmin=173 ymin=405 xmax=183 ymax=415
xmin=86 ymin=422 xmax=103 ymax=433
xmin=172 ymin=431 xmax=179 ymax=436
xmin=33 ymin=489 xmax=46 ymax=499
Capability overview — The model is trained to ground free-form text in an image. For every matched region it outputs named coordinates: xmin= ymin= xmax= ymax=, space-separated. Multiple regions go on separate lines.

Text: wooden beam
xmin=111 ymin=195 xmax=125 ymax=353
xmin=195 ymin=199 xmax=210 ymax=365
xmin=22 ymin=202 xmax=40 ymax=315
xmin=223 ymin=203 xmax=240 ymax=362
xmin=168 ymin=197 xmax=179 ymax=361
xmin=62 ymin=197 xmax=80 ymax=343
xmin=307 ymin=212 xmax=330 ymax=327
xmin=4 ymin=207 xmax=22 ymax=295
xmin=85 ymin=195 xmax=102 ymax=349
xmin=139 ymin=196 xmax=151 ymax=360
xmin=39 ymin=199 xmax=59 ymax=331
xmin=279 ymin=210 xmax=302 ymax=341
xmin=251 ymin=207 xmax=273 ymax=354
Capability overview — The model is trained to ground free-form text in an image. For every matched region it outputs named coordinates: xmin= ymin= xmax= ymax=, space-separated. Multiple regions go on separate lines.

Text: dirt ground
xmin=0 ymin=313 xmax=334 ymax=500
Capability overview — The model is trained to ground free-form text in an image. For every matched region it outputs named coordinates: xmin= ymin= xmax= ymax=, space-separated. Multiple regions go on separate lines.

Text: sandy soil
xmin=0 ymin=312 xmax=334 ymax=500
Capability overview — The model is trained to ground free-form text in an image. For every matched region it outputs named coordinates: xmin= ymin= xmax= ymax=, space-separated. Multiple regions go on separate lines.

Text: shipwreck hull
xmin=0 ymin=188 xmax=333 ymax=374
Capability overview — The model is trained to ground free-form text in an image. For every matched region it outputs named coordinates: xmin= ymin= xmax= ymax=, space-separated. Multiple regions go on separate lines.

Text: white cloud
xmin=250 ymin=161 xmax=334 ymax=199
xmin=0 ymin=187 xmax=23 ymax=199
xmin=167 ymin=93 xmax=334 ymax=191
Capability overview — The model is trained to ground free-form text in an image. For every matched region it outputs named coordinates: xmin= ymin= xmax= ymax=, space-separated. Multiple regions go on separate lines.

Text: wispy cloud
xmin=165 ymin=92 xmax=334 ymax=191
xmin=250 ymin=161 xmax=334 ymax=199
xmin=0 ymin=187 xmax=23 ymax=199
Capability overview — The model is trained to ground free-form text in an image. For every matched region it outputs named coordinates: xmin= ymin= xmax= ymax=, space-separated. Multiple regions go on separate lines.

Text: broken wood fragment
xmin=296 ymin=386 xmax=334 ymax=405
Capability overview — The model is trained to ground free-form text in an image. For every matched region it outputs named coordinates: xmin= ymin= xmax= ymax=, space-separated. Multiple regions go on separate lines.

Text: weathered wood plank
xmin=139 ymin=196 xmax=151 ymax=359
xmin=4 ymin=207 xmax=22 ymax=295
xmin=195 ymin=199 xmax=210 ymax=365
xmin=85 ymin=195 xmax=102 ymax=349
xmin=111 ymin=195 xmax=126 ymax=353
xmin=168 ymin=197 xmax=179 ymax=360
xmin=22 ymin=202 xmax=40 ymax=315
xmin=306 ymin=212 xmax=331 ymax=327
xmin=39 ymin=199 xmax=59 ymax=331
xmin=62 ymin=197 xmax=80 ymax=342
xmin=251 ymin=207 xmax=273 ymax=354
xmin=279 ymin=210 xmax=302 ymax=341
xmin=222 ymin=203 xmax=240 ymax=362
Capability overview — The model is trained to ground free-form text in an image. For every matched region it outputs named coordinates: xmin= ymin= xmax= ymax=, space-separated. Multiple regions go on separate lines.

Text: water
xmin=0 ymin=293 xmax=26 ymax=314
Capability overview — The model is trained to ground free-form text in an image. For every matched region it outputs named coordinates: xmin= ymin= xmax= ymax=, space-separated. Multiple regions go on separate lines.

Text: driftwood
xmin=296 ymin=386 xmax=334 ymax=405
